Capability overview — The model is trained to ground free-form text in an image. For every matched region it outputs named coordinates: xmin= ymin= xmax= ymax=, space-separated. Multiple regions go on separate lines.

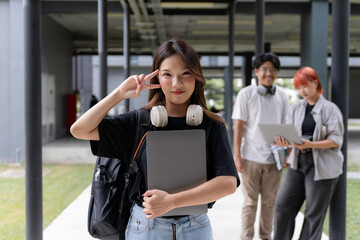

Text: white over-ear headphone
xmin=150 ymin=105 xmax=203 ymax=127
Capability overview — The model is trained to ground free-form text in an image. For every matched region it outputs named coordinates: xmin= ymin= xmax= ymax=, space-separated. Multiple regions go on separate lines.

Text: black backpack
xmin=87 ymin=109 xmax=151 ymax=240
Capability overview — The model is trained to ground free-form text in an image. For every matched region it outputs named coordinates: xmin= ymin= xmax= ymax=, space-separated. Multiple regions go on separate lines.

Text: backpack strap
xmin=127 ymin=109 xmax=151 ymax=174
xmin=138 ymin=108 xmax=151 ymax=127
xmin=120 ymin=109 xmax=151 ymax=211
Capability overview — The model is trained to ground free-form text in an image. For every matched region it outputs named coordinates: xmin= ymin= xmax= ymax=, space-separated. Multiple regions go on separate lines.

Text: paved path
xmin=43 ymin=185 xmax=329 ymax=240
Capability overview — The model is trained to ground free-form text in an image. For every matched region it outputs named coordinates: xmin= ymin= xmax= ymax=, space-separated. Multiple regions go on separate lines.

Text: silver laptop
xmin=146 ymin=129 xmax=208 ymax=216
xmin=258 ymin=124 xmax=303 ymax=145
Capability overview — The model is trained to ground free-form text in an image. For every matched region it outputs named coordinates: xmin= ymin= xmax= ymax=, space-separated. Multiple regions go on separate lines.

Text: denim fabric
xmin=126 ymin=204 xmax=213 ymax=240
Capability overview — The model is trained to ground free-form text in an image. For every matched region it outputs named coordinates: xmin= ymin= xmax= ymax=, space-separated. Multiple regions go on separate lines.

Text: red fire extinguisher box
xmin=67 ymin=94 xmax=77 ymax=131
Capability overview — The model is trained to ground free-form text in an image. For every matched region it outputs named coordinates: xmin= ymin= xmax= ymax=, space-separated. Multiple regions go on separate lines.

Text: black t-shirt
xmin=90 ymin=110 xmax=240 ymax=207
xmin=302 ymin=103 xmax=316 ymax=137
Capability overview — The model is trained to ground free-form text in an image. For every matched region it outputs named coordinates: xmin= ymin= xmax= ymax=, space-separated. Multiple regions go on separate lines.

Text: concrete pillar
xmin=123 ymin=0 xmax=130 ymax=112
xmin=242 ymin=52 xmax=253 ymax=87
xmin=226 ymin=0 xmax=235 ymax=142
xmin=24 ymin=0 xmax=43 ymax=239
xmin=329 ymin=0 xmax=350 ymax=239
xmin=300 ymin=0 xmax=329 ymax=97
xmin=98 ymin=0 xmax=107 ymax=99
xmin=255 ymin=0 xmax=265 ymax=55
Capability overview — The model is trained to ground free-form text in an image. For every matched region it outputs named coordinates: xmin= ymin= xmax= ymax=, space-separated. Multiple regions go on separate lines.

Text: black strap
xmin=138 ymin=108 xmax=151 ymax=126
xmin=127 ymin=109 xmax=150 ymax=175
xmin=120 ymin=109 xmax=150 ymax=211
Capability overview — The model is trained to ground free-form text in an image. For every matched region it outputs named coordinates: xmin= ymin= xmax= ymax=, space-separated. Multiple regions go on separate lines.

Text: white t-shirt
xmin=232 ymin=85 xmax=290 ymax=164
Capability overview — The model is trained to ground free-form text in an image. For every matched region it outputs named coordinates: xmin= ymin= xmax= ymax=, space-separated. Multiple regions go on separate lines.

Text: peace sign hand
xmin=118 ymin=69 xmax=161 ymax=99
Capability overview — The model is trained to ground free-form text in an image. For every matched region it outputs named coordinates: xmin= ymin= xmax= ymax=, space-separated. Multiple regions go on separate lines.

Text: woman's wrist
xmin=106 ymin=87 xmax=125 ymax=104
xmin=167 ymin=193 xmax=178 ymax=209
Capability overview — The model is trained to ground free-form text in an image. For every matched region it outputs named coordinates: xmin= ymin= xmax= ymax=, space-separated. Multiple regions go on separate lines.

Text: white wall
xmin=0 ymin=0 xmax=25 ymax=163
xmin=0 ymin=0 xmax=11 ymax=162
xmin=0 ymin=9 xmax=73 ymax=162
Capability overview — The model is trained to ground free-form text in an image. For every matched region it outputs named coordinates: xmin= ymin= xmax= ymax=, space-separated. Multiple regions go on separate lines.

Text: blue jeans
xmin=126 ymin=204 xmax=213 ymax=240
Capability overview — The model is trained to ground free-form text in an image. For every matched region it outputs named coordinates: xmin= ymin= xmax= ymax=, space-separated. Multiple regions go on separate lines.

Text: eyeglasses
xmin=259 ymin=67 xmax=278 ymax=74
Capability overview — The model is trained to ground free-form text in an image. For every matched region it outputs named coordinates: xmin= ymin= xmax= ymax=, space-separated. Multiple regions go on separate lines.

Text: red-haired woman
xmin=273 ymin=67 xmax=344 ymax=240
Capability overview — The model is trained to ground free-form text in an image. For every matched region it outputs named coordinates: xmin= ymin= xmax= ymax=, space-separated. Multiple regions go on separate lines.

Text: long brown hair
xmin=143 ymin=38 xmax=225 ymax=124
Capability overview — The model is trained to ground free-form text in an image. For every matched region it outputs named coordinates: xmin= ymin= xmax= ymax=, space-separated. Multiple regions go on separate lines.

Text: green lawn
xmin=0 ymin=164 xmax=94 ymax=240
xmin=348 ymin=165 xmax=360 ymax=172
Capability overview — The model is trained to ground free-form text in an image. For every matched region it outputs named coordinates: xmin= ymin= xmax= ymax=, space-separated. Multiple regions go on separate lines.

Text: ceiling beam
xmin=160 ymin=0 xmax=230 ymax=2
xmin=235 ymin=2 xmax=309 ymax=15
xmin=41 ymin=1 xmax=360 ymax=15
xmin=42 ymin=1 xmax=123 ymax=14
xmin=71 ymin=49 xmax=305 ymax=56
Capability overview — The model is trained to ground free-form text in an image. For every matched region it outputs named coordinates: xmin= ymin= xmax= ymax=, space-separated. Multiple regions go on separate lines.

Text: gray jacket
xmin=287 ymin=95 xmax=344 ymax=180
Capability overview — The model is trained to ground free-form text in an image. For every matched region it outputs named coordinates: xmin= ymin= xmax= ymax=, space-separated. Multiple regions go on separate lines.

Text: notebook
xmin=146 ymin=129 xmax=208 ymax=216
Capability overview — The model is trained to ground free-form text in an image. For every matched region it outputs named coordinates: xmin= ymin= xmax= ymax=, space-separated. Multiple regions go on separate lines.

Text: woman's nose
xmin=172 ymin=76 xmax=183 ymax=86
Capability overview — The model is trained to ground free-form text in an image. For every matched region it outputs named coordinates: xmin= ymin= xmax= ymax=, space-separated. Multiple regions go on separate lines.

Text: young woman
xmin=273 ymin=67 xmax=344 ymax=240
xmin=71 ymin=39 xmax=239 ymax=239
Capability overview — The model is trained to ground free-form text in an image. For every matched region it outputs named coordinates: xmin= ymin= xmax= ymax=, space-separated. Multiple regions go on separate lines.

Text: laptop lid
xmin=146 ymin=129 xmax=208 ymax=216
xmin=258 ymin=123 xmax=303 ymax=145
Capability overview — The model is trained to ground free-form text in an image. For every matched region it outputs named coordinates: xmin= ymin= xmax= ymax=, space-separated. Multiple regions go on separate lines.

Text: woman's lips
xmin=172 ymin=90 xmax=185 ymax=95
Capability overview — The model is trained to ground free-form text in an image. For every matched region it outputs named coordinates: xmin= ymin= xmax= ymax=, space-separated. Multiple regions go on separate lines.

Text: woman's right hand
xmin=118 ymin=69 xmax=161 ymax=99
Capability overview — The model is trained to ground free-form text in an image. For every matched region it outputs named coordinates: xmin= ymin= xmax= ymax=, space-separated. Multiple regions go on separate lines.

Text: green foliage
xmin=204 ymin=78 xmax=242 ymax=110
xmin=204 ymin=77 xmax=299 ymax=110
xmin=275 ymin=78 xmax=296 ymax=90
xmin=204 ymin=78 xmax=225 ymax=110
xmin=275 ymin=78 xmax=299 ymax=105
xmin=0 ymin=164 xmax=93 ymax=240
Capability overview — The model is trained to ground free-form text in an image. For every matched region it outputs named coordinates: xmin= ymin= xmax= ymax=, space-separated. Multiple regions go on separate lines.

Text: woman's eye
xmin=183 ymin=71 xmax=191 ymax=75
xmin=162 ymin=73 xmax=171 ymax=77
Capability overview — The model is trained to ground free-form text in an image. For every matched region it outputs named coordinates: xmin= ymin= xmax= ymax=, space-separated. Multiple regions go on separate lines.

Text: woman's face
xmin=158 ymin=54 xmax=196 ymax=113
xmin=296 ymin=79 xmax=319 ymax=102
xmin=254 ymin=61 xmax=278 ymax=87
